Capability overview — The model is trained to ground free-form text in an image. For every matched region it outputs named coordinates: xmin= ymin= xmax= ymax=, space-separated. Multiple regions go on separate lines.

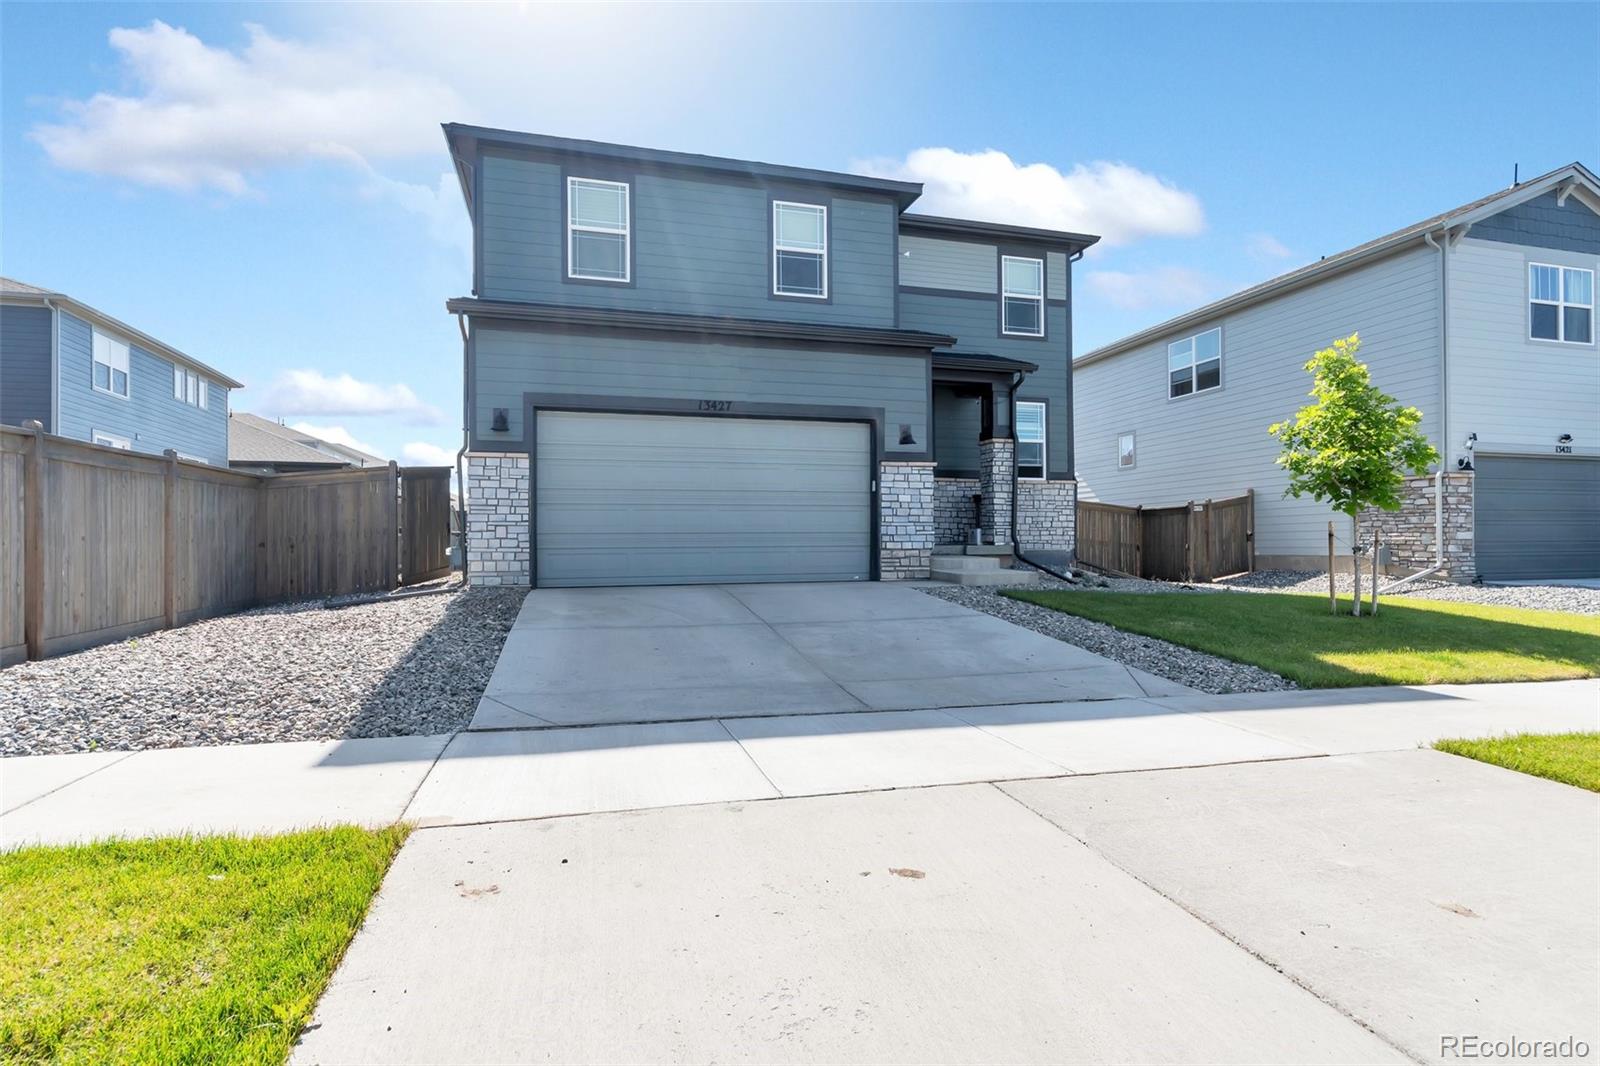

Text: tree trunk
xmin=1350 ymin=514 xmax=1362 ymax=617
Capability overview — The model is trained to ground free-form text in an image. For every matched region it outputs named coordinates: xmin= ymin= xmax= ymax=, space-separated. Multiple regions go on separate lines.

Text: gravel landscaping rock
xmin=919 ymin=582 xmax=1297 ymax=695
xmin=1218 ymin=570 xmax=1600 ymax=614
xmin=0 ymin=585 xmax=526 ymax=757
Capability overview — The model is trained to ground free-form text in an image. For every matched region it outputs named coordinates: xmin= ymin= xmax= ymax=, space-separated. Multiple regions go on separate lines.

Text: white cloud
xmin=361 ymin=167 xmax=470 ymax=260
xmin=31 ymin=20 xmax=463 ymax=194
xmin=262 ymin=369 xmax=442 ymax=425
xmin=857 ymin=148 xmax=1204 ymax=247
xmin=1086 ymin=267 xmax=1217 ymax=312
xmin=402 ymin=441 xmax=457 ymax=467
xmin=288 ymin=422 xmax=385 ymax=460
xmin=1247 ymin=233 xmax=1294 ymax=260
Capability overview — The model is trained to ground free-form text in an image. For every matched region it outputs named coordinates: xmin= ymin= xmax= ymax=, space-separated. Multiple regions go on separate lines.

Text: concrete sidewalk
xmin=4 ymin=679 xmax=1595 ymax=848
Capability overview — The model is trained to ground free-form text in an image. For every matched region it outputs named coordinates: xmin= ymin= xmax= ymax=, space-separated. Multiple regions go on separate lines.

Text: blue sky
xmin=3 ymin=2 xmax=1596 ymax=466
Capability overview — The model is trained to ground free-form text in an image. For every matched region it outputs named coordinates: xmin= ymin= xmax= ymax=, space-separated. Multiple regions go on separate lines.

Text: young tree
xmin=1269 ymin=334 xmax=1438 ymax=617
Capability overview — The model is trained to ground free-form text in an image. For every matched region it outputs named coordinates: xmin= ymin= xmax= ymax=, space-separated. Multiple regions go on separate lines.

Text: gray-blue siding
xmin=471 ymin=324 xmax=927 ymax=457
xmin=899 ymin=290 xmax=1072 ymax=479
xmin=477 ymin=152 xmax=898 ymax=327
xmin=1473 ymin=190 xmax=1600 ymax=255
xmin=55 ymin=311 xmax=230 ymax=464
xmin=1 ymin=305 xmax=53 ymax=430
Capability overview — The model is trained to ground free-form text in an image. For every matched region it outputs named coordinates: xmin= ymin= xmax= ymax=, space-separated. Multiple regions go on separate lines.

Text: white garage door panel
xmin=536 ymin=411 xmax=871 ymax=587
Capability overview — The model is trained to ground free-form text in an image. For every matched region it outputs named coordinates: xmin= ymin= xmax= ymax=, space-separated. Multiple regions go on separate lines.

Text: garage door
xmin=534 ymin=411 xmax=872 ymax=587
xmin=1475 ymin=455 xmax=1600 ymax=580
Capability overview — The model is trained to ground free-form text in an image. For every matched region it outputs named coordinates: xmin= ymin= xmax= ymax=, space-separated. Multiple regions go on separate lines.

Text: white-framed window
xmin=1016 ymin=401 xmax=1047 ymax=479
xmin=772 ymin=201 xmax=828 ymax=298
xmin=91 ymin=329 xmax=130 ymax=398
xmin=1118 ymin=432 xmax=1136 ymax=470
xmin=174 ymin=364 xmax=208 ymax=408
xmin=1001 ymin=256 xmax=1044 ymax=337
xmin=1529 ymin=263 xmax=1594 ymax=344
xmin=1168 ymin=327 xmax=1222 ymax=398
xmin=92 ymin=430 xmax=131 ymax=450
xmin=567 ymin=176 xmax=630 ymax=282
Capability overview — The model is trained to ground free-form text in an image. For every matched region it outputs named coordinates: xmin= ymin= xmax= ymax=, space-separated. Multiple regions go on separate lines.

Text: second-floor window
xmin=1016 ymin=401 xmax=1047 ymax=479
xmin=174 ymin=364 xmax=208 ymax=409
xmin=567 ymin=177 xmax=630 ymax=282
xmin=1001 ymin=256 xmax=1044 ymax=337
xmin=1169 ymin=327 xmax=1222 ymax=398
xmin=1530 ymin=263 xmax=1593 ymax=344
xmin=92 ymin=329 xmax=129 ymax=398
xmin=773 ymin=201 xmax=828 ymax=298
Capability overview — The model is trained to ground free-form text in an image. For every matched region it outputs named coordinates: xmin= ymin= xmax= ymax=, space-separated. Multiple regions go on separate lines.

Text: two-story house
xmin=443 ymin=125 xmax=1096 ymax=587
xmin=0 ymin=277 xmax=240 ymax=464
xmin=1074 ymin=163 xmax=1600 ymax=583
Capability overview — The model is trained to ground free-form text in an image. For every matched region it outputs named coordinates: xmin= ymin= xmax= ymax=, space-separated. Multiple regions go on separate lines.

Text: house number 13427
xmin=698 ymin=400 xmax=734 ymax=412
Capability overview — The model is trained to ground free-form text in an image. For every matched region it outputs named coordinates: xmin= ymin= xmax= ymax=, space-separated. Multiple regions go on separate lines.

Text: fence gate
xmin=1076 ymin=490 xmax=1255 ymax=583
xmin=399 ymin=466 xmax=453 ymax=586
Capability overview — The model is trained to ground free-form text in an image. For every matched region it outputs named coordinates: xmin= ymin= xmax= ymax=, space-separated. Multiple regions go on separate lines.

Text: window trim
xmin=91 ymin=430 xmax=131 ymax=450
xmin=1167 ymin=326 xmax=1224 ymax=400
xmin=1015 ymin=399 xmax=1048 ymax=480
xmin=1117 ymin=431 xmax=1137 ymax=470
xmin=91 ymin=327 xmax=130 ymax=400
xmin=565 ymin=175 xmax=631 ymax=284
xmin=1528 ymin=261 xmax=1595 ymax=346
xmin=771 ymin=199 xmax=829 ymax=300
xmin=1000 ymin=255 xmax=1046 ymax=338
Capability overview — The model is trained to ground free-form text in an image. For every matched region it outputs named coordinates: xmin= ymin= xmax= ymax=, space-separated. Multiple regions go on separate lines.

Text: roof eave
xmin=899 ymin=213 xmax=1100 ymax=252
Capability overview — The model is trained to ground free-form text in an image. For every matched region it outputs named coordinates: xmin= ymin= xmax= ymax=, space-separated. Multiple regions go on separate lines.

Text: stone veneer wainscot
xmin=466 ymin=454 xmax=530 ymax=586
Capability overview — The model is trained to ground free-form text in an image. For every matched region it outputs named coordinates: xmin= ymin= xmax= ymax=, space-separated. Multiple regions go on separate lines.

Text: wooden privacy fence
xmin=1 ymin=423 xmax=454 ymax=665
xmin=1077 ymin=490 xmax=1255 ymax=583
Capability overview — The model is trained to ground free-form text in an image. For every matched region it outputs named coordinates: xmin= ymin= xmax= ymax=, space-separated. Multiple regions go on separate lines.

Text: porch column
xmin=978 ymin=438 xmax=1014 ymax=545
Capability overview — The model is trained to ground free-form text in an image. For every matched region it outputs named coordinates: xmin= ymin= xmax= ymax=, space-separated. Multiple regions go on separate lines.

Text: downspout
xmin=455 ymin=312 xmax=470 ymax=582
xmin=1007 ymin=369 xmax=1078 ymax=583
xmin=1381 ymin=226 xmax=1452 ymax=593
xmin=43 ymin=298 xmax=60 ymax=432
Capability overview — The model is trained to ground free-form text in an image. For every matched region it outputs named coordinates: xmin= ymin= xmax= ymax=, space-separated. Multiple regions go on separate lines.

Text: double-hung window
xmin=1168 ymin=327 xmax=1222 ymax=398
xmin=174 ymin=363 xmax=208 ymax=408
xmin=567 ymin=177 xmax=630 ymax=282
xmin=1529 ymin=263 xmax=1594 ymax=344
xmin=1118 ymin=432 xmax=1136 ymax=470
xmin=773 ymin=201 xmax=827 ymax=298
xmin=1016 ymin=401 xmax=1047 ymax=479
xmin=1001 ymin=256 xmax=1044 ymax=337
xmin=91 ymin=329 xmax=130 ymax=398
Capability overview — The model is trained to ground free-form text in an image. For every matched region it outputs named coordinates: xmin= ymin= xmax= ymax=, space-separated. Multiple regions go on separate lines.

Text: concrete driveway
xmin=470 ymin=582 xmax=1190 ymax=728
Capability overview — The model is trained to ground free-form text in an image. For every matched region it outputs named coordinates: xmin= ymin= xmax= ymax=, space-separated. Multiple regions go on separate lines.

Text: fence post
xmin=1202 ymin=498 xmax=1213 ymax=583
xmin=163 ymin=450 xmax=178 ymax=630
xmin=1246 ymin=488 xmax=1256 ymax=573
xmin=388 ymin=460 xmax=401 ymax=590
xmin=22 ymin=420 xmax=45 ymax=661
xmin=1327 ymin=521 xmax=1336 ymax=614
xmin=1133 ymin=505 xmax=1144 ymax=579
xmin=1183 ymin=501 xmax=1195 ymax=582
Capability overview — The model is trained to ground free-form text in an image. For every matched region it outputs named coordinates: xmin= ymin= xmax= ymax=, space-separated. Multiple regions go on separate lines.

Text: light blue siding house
xmin=1074 ymin=163 xmax=1600 ymax=582
xmin=443 ymin=126 xmax=1098 ymax=587
xmin=0 ymin=277 xmax=240 ymax=464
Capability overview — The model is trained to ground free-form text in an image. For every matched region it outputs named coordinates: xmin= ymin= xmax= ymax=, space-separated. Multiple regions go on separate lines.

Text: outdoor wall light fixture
xmin=1558 ymin=433 xmax=1574 ymax=444
xmin=491 ymin=408 xmax=509 ymax=432
xmin=898 ymin=424 xmax=917 ymax=445
xmin=1464 ymin=432 xmax=1476 ymax=452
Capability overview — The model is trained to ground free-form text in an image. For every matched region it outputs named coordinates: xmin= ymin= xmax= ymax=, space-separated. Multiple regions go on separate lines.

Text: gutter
xmin=455 ymin=312 xmax=470 ymax=582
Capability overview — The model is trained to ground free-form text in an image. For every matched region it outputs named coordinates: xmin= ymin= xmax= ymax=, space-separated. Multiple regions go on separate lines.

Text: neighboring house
xmin=0 ymin=277 xmax=240 ymax=464
xmin=442 ymin=124 xmax=1096 ymax=587
xmin=227 ymin=411 xmax=388 ymax=473
xmin=1075 ymin=163 xmax=1600 ymax=583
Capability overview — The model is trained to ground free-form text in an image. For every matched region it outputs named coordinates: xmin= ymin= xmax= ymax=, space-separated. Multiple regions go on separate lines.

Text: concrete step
xmin=928 ymin=565 xmax=1040 ymax=586
xmin=928 ymin=555 xmax=1008 ymax=572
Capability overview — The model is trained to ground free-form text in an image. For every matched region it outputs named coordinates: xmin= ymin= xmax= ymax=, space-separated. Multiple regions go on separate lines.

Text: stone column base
xmin=465 ymin=453 xmax=531 ymax=587
xmin=978 ymin=439 xmax=1015 ymax=545
xmin=880 ymin=461 xmax=936 ymax=579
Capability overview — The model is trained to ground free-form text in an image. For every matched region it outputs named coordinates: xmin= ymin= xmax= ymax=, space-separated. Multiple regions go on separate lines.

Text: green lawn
xmin=1003 ymin=589 xmax=1600 ymax=687
xmin=0 ymin=825 xmax=408 ymax=1065
xmin=1436 ymin=732 xmax=1600 ymax=792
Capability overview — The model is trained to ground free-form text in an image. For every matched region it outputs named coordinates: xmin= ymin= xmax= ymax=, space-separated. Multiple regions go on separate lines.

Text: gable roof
xmin=228 ymin=412 xmax=388 ymax=468
xmin=1077 ymin=162 xmax=1600 ymax=367
xmin=0 ymin=276 xmax=246 ymax=389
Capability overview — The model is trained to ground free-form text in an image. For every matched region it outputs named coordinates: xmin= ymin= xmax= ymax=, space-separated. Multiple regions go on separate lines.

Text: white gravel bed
xmin=1218 ymin=570 xmax=1600 ymax=614
xmin=0 ymin=585 xmax=526 ymax=757
xmin=919 ymin=582 xmax=1296 ymax=695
